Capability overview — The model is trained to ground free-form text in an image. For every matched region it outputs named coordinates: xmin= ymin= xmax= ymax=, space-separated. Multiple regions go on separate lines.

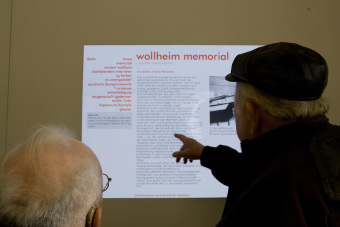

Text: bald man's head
xmin=0 ymin=125 xmax=102 ymax=227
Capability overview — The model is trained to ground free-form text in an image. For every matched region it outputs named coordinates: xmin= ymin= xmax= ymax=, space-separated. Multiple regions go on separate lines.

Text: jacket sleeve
xmin=200 ymin=145 xmax=243 ymax=186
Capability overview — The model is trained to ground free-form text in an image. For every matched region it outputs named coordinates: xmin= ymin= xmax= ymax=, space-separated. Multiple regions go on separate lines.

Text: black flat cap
xmin=226 ymin=42 xmax=328 ymax=101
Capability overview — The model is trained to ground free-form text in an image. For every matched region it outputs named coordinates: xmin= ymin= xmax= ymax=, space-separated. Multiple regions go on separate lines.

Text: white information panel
xmin=82 ymin=45 xmax=259 ymax=198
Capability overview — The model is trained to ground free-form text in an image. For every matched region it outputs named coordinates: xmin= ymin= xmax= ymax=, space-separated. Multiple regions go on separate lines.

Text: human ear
xmin=245 ymin=101 xmax=259 ymax=137
xmin=92 ymin=206 xmax=102 ymax=227
xmin=86 ymin=206 xmax=96 ymax=227
xmin=86 ymin=205 xmax=102 ymax=227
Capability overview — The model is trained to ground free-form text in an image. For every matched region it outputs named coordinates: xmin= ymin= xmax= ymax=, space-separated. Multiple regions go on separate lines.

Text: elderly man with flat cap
xmin=0 ymin=125 xmax=111 ymax=227
xmin=173 ymin=42 xmax=340 ymax=226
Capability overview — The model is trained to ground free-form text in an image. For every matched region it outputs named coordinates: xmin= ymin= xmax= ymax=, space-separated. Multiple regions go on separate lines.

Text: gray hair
xmin=235 ymin=82 xmax=329 ymax=120
xmin=0 ymin=125 xmax=102 ymax=227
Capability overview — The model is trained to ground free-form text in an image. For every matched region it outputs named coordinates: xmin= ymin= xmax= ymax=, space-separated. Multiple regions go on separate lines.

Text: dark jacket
xmin=201 ymin=115 xmax=340 ymax=226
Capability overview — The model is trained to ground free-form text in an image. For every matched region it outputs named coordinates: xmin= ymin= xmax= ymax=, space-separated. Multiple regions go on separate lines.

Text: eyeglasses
xmin=102 ymin=173 xmax=112 ymax=192
xmin=86 ymin=173 xmax=111 ymax=227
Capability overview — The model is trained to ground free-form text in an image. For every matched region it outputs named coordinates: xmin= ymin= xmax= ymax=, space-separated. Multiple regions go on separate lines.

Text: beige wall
xmin=0 ymin=0 xmax=11 ymax=154
xmin=1 ymin=0 xmax=339 ymax=226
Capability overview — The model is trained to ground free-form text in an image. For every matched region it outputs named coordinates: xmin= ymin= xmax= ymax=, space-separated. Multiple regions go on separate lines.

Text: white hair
xmin=0 ymin=125 xmax=102 ymax=227
xmin=235 ymin=82 xmax=329 ymax=120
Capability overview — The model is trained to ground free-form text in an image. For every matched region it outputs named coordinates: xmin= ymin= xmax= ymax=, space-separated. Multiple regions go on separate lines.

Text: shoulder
xmin=310 ymin=124 xmax=340 ymax=202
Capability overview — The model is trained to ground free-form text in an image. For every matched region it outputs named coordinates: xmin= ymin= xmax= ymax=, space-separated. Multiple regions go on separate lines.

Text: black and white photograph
xmin=209 ymin=76 xmax=235 ymax=127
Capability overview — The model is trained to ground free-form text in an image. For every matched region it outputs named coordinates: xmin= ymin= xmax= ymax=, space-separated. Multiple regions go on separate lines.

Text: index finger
xmin=174 ymin=133 xmax=187 ymax=142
